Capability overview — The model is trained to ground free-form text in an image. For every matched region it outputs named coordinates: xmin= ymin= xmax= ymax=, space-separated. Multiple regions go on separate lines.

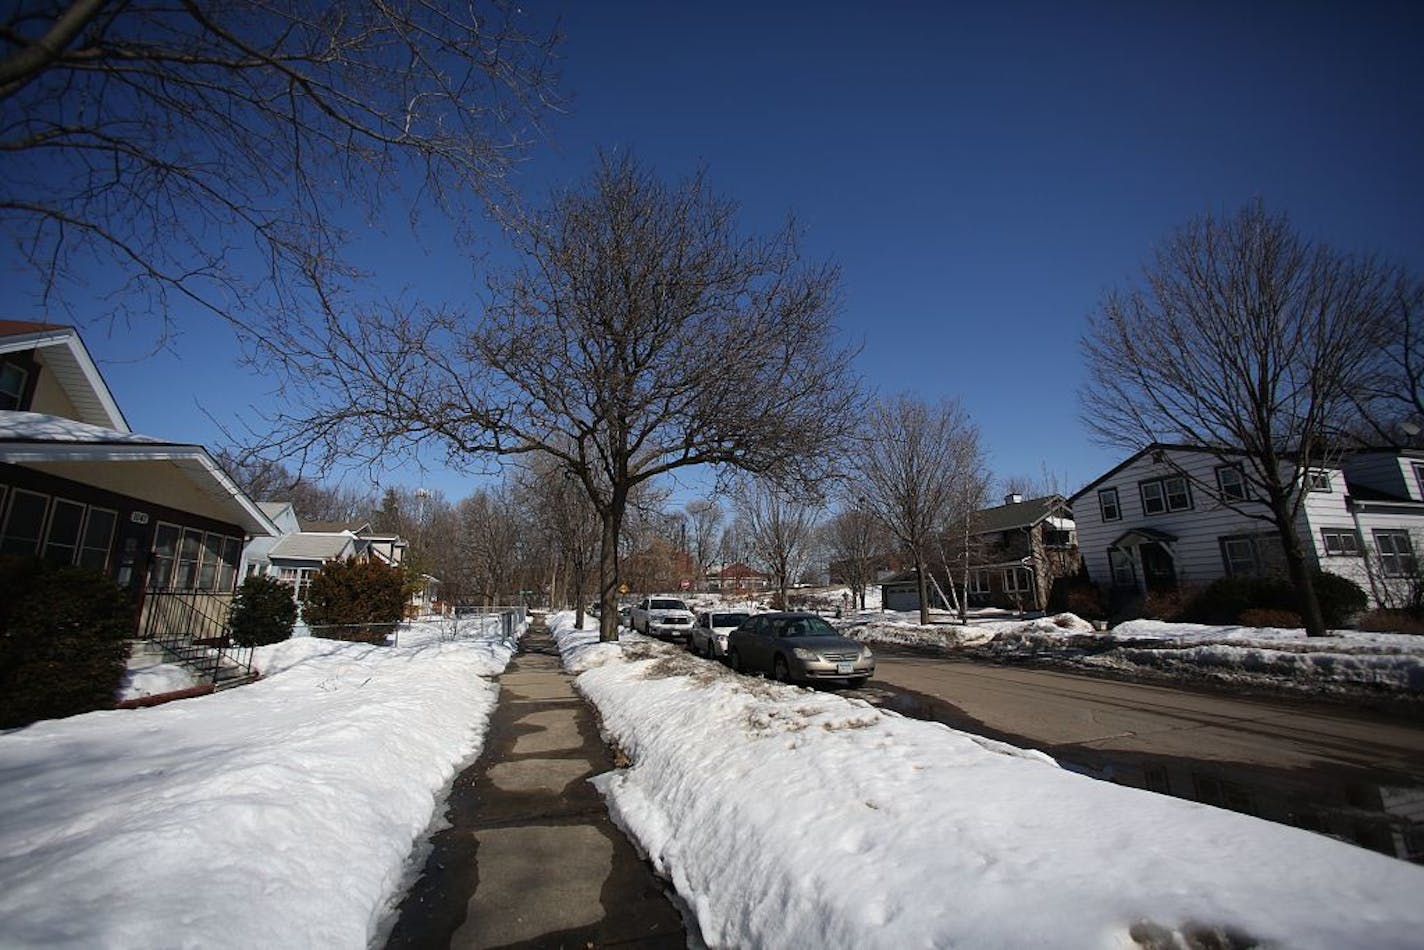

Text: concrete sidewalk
xmin=384 ymin=622 xmax=685 ymax=949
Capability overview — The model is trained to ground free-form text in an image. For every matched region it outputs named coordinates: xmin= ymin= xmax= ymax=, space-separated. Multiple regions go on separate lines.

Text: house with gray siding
xmin=1070 ymin=444 xmax=1424 ymax=611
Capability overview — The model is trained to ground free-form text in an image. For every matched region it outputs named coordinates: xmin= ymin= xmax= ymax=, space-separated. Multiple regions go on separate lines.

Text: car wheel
xmin=728 ymin=649 xmax=743 ymax=673
xmin=773 ymin=654 xmax=791 ymax=683
xmin=845 ymin=677 xmax=867 ymax=689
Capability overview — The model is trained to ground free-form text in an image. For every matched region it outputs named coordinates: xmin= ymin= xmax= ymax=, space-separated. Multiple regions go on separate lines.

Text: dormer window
xmin=0 ymin=362 xmax=27 ymax=410
xmin=1305 ymin=470 xmax=1332 ymax=493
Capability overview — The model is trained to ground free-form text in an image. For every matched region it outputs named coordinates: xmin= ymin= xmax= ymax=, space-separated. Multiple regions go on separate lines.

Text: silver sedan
xmin=690 ymin=610 xmax=752 ymax=659
xmin=726 ymin=612 xmax=874 ymax=687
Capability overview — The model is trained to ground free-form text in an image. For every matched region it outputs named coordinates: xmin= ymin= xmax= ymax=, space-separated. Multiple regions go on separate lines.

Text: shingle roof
xmin=268 ymin=533 xmax=355 ymax=562
xmin=969 ymin=494 xmax=1068 ymax=534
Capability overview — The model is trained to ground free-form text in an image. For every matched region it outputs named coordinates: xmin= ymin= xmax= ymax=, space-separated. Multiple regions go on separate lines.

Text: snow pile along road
xmin=0 ymin=617 xmax=518 ymax=948
xmin=552 ymin=612 xmax=1424 ymax=949
xmin=840 ymin=610 xmax=1424 ymax=694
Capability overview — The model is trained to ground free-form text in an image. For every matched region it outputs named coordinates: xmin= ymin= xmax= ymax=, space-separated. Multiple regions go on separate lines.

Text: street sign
xmin=618 ymin=583 xmax=629 ymax=595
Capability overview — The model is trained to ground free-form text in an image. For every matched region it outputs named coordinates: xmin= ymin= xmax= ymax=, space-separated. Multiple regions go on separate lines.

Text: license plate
xmin=836 ymin=662 xmax=854 ymax=675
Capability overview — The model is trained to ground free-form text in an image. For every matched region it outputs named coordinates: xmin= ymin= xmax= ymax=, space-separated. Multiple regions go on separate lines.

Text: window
xmin=1 ymin=489 xmax=49 ymax=556
xmin=1305 ymin=470 xmax=1332 ymax=492
xmin=77 ymin=508 xmax=117 ymax=571
xmin=279 ymin=566 xmax=316 ymax=602
xmin=1374 ymin=530 xmax=1418 ymax=578
xmin=1320 ymin=528 xmax=1361 ymax=557
xmin=1043 ymin=528 xmax=1072 ymax=547
xmin=150 ymin=523 xmax=181 ymax=588
xmin=0 ymin=362 xmax=27 ymax=410
xmin=968 ymin=570 xmax=991 ymax=594
xmin=1140 ymin=476 xmax=1191 ymax=516
xmin=1414 ymin=463 xmax=1424 ymax=501
xmin=218 ymin=537 xmax=242 ymax=592
xmin=174 ymin=528 xmax=204 ymax=588
xmin=1219 ymin=533 xmax=1286 ymax=577
xmin=1215 ymin=465 xmax=1248 ymax=502
xmin=42 ymin=498 xmax=85 ymax=565
xmin=1097 ymin=488 xmax=1121 ymax=522
xmin=196 ymin=532 xmax=223 ymax=590
xmin=1002 ymin=567 xmax=1032 ymax=593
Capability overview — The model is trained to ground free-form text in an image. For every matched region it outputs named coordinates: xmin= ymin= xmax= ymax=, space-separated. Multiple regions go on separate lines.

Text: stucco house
xmin=1069 ymin=444 xmax=1424 ymax=609
xmin=0 ymin=321 xmax=276 ymax=607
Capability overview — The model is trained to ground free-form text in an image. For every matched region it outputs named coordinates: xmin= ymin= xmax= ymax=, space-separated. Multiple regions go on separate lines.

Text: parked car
xmin=689 ymin=609 xmax=752 ymax=659
xmin=617 ymin=604 xmax=632 ymax=628
xmin=629 ymin=596 xmax=696 ymax=639
xmin=726 ymin=611 xmax=874 ymax=687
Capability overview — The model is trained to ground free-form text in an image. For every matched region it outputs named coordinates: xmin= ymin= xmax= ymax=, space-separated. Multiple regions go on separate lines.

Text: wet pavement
xmin=383 ymin=625 xmax=685 ymax=949
xmin=853 ymin=675 xmax=1424 ymax=865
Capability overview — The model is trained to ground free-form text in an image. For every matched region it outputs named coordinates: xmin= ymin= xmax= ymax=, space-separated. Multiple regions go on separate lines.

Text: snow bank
xmin=551 ymin=612 xmax=1424 ymax=949
xmin=840 ymin=611 xmax=1424 ymax=694
xmin=0 ymin=616 xmax=518 ymax=948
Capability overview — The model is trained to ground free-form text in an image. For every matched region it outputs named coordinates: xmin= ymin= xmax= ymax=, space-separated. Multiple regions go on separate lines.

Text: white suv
xmin=630 ymin=596 xmax=696 ymax=640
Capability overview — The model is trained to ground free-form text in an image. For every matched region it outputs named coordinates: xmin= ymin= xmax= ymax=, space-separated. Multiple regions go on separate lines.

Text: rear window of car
xmin=777 ymin=616 xmax=837 ymax=637
xmin=712 ymin=613 xmax=750 ymax=627
xmin=650 ymin=599 xmax=688 ymax=610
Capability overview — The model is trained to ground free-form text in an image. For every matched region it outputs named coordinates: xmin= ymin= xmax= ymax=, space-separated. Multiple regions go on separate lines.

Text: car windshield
xmin=777 ymin=616 xmax=837 ymax=637
xmin=650 ymin=599 xmax=687 ymax=610
xmin=712 ymin=613 xmax=749 ymax=627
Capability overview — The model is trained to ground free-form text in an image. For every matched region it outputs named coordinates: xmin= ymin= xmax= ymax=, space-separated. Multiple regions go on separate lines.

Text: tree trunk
xmin=597 ymin=489 xmax=627 ymax=642
xmin=1271 ymin=501 xmax=1327 ymax=636
xmin=915 ymin=553 xmax=930 ymax=626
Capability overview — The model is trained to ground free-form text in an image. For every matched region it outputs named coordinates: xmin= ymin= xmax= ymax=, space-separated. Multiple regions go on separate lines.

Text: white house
xmin=1070 ymin=444 xmax=1424 ymax=609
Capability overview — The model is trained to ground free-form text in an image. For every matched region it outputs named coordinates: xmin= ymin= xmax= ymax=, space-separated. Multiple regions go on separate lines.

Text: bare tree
xmin=1081 ymin=202 xmax=1397 ymax=636
xmin=518 ymin=455 xmax=600 ymax=628
xmin=456 ymin=486 xmax=523 ymax=607
xmin=685 ymin=498 xmax=723 ymax=591
xmin=853 ymin=395 xmax=985 ymax=625
xmin=255 ymin=153 xmax=860 ymax=640
xmin=1352 ymin=275 xmax=1424 ymax=447
xmin=737 ymin=479 xmax=822 ymax=609
xmin=2 ymin=1 xmax=560 ymax=337
xmin=823 ymin=504 xmax=886 ymax=611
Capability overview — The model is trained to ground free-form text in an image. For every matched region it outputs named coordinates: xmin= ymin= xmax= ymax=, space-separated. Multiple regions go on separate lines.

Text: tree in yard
xmin=685 ymin=499 xmax=724 ymax=591
xmin=1 ymin=1 xmax=560 ymax=337
xmin=517 ymin=455 xmax=600 ymax=628
xmin=823 ymin=503 xmax=886 ymax=611
xmin=852 ymin=395 xmax=986 ymax=626
xmin=737 ymin=478 xmax=823 ymax=610
xmin=455 ymin=486 xmax=523 ymax=607
xmin=1351 ymin=275 xmax=1424 ymax=447
xmin=1080 ymin=201 xmax=1399 ymax=636
xmin=255 ymin=153 xmax=860 ymax=640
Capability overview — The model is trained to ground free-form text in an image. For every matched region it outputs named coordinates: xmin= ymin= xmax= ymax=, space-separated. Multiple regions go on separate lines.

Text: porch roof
xmin=0 ymin=412 xmax=276 ymax=536
xmin=1108 ymin=527 xmax=1177 ymax=548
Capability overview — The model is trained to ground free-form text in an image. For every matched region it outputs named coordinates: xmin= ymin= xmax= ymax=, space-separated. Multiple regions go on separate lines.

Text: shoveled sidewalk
xmin=384 ymin=620 xmax=685 ymax=949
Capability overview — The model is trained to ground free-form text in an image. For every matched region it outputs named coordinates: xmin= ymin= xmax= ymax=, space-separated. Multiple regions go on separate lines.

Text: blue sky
xmin=20 ymin=1 xmax=1424 ymax=507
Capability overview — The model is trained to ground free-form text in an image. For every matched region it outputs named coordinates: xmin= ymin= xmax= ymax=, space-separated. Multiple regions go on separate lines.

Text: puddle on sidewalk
xmin=860 ymin=685 xmax=1424 ymax=866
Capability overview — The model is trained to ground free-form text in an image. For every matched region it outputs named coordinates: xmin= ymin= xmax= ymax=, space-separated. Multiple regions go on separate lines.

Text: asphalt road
xmin=851 ymin=646 xmax=1424 ymax=862
xmin=859 ymin=645 xmax=1424 ymax=779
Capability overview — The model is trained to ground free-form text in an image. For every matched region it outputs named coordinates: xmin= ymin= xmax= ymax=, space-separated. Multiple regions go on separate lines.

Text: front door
xmin=1139 ymin=542 xmax=1177 ymax=592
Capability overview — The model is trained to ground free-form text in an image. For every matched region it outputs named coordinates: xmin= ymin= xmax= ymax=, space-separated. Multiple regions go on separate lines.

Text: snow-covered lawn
xmin=839 ymin=609 xmax=1424 ymax=694
xmin=0 ymin=617 xmax=519 ymax=948
xmin=552 ymin=611 xmax=1424 ymax=949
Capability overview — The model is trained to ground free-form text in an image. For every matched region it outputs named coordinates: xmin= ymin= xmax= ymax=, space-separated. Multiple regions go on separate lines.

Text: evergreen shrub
xmin=0 ymin=557 xmax=135 ymax=728
xmin=304 ymin=557 xmax=406 ymax=643
xmin=228 ymin=575 xmax=297 ymax=648
xmin=1182 ymin=571 xmax=1367 ymax=629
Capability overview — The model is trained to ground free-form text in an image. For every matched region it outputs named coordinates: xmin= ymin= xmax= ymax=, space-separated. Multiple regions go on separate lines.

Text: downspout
xmin=1347 ymin=495 xmax=1384 ymax=607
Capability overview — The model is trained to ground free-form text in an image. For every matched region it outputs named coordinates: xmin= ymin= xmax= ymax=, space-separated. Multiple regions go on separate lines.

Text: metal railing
xmin=138 ymin=588 xmax=256 ymax=689
xmin=306 ymin=607 xmax=528 ymax=647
